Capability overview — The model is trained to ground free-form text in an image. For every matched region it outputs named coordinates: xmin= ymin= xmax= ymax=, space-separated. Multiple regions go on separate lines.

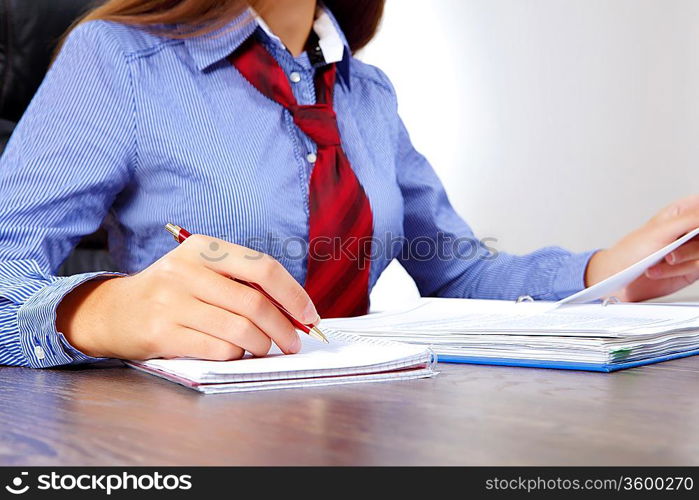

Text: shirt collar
xmin=183 ymin=5 xmax=351 ymax=85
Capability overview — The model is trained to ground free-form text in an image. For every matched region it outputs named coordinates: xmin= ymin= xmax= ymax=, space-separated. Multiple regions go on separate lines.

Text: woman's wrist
xmin=584 ymin=248 xmax=632 ymax=300
xmin=584 ymin=249 xmax=608 ymax=288
xmin=56 ymin=277 xmax=123 ymax=358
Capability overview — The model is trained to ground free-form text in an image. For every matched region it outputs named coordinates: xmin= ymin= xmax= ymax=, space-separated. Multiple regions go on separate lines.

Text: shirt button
xmin=34 ymin=345 xmax=46 ymax=360
xmin=306 ymin=153 xmax=317 ymax=163
xmin=289 ymin=72 xmax=301 ymax=83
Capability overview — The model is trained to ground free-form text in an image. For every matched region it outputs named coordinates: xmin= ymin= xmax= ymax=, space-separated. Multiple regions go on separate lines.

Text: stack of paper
xmin=324 ymin=228 xmax=699 ymax=372
xmin=127 ymin=330 xmax=436 ymax=394
xmin=323 ymin=299 xmax=699 ymax=372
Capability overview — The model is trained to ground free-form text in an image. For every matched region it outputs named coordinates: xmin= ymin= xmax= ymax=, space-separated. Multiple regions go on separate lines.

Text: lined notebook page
xmin=132 ymin=330 xmax=434 ymax=384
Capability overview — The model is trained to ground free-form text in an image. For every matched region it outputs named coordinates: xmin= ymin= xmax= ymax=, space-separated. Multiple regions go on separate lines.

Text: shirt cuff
xmin=16 ymin=272 xmax=124 ymax=368
xmin=550 ymin=249 xmax=599 ymax=301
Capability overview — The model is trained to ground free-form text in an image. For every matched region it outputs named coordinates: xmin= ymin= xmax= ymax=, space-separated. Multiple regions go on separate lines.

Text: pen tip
xmin=310 ymin=326 xmax=329 ymax=343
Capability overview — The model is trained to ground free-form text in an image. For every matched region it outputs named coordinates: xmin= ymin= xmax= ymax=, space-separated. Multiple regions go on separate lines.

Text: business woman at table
xmin=1 ymin=0 xmax=699 ymax=368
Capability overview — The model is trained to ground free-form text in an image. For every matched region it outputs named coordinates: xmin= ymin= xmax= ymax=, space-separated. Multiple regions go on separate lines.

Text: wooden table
xmin=1 ymin=356 xmax=698 ymax=466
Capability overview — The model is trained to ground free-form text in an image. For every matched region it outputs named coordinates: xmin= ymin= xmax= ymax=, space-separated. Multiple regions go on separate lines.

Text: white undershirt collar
xmin=252 ymin=6 xmax=345 ymax=64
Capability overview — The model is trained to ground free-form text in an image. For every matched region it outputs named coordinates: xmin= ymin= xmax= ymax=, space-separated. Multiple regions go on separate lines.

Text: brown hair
xmin=77 ymin=0 xmax=385 ymax=53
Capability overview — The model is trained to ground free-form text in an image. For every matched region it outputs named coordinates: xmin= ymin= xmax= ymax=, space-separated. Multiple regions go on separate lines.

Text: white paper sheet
xmin=326 ymin=298 xmax=699 ymax=337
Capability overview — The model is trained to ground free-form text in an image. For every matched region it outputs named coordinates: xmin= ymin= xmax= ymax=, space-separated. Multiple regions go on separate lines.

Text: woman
xmin=1 ymin=0 xmax=699 ymax=368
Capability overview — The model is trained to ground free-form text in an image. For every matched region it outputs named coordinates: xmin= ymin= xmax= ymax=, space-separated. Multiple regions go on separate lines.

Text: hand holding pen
xmin=165 ymin=223 xmax=327 ymax=343
xmin=57 ymin=224 xmax=326 ymax=362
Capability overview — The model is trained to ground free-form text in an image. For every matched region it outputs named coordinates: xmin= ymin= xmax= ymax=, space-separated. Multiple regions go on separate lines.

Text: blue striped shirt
xmin=0 ymin=8 xmax=594 ymax=368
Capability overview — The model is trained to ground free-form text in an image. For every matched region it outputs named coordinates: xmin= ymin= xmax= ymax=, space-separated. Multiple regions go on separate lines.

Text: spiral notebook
xmin=126 ymin=330 xmax=436 ymax=394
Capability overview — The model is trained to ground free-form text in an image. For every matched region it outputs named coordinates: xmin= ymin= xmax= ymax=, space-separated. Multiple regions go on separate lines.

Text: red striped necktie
xmin=230 ymin=37 xmax=373 ymax=318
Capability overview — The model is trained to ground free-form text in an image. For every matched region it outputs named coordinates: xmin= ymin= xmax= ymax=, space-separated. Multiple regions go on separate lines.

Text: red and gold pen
xmin=164 ymin=223 xmax=328 ymax=343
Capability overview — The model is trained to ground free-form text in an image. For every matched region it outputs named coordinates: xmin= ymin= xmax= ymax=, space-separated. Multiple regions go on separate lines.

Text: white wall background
xmin=361 ymin=0 xmax=699 ymax=311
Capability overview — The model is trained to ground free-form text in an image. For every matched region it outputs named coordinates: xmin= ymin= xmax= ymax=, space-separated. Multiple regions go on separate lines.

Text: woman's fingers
xmin=647 ymin=238 xmax=699 ymax=280
xmin=665 ymin=239 xmax=699 ymax=265
xmin=159 ymin=326 xmax=246 ymax=361
xmin=178 ymin=299 xmax=276 ymax=357
xmin=646 ymin=259 xmax=699 ymax=281
xmin=180 ymin=235 xmax=319 ymax=325
xmin=186 ymin=267 xmax=301 ymax=354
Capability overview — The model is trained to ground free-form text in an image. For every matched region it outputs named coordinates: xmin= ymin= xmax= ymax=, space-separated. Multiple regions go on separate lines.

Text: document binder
xmin=437 ymin=348 xmax=699 ymax=372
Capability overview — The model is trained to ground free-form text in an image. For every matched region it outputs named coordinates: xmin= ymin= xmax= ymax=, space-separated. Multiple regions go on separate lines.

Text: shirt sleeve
xmin=382 ymin=84 xmax=596 ymax=301
xmin=0 ymin=22 xmax=134 ymax=368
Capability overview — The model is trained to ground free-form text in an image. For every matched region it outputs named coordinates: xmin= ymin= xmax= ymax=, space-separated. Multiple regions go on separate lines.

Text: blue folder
xmin=436 ymin=348 xmax=699 ymax=372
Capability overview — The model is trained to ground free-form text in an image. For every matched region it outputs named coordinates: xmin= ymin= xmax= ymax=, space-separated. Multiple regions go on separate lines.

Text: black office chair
xmin=0 ymin=0 xmax=116 ymax=275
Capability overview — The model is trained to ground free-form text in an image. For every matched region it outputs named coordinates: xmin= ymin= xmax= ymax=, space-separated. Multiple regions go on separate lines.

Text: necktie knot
xmin=291 ymin=104 xmax=341 ymax=148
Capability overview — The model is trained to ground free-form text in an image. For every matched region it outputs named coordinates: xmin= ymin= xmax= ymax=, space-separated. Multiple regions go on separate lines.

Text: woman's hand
xmin=57 ymin=234 xmax=320 ymax=361
xmin=585 ymin=195 xmax=699 ymax=302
